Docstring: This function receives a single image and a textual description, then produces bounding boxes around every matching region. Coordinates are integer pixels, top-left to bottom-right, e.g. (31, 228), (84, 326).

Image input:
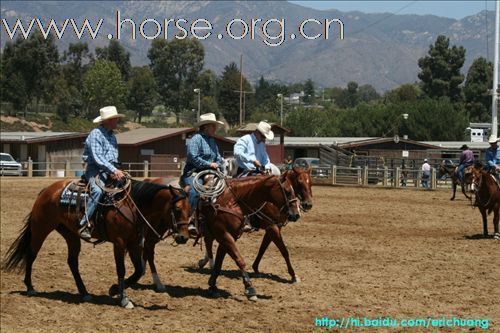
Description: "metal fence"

(6, 160), (456, 190)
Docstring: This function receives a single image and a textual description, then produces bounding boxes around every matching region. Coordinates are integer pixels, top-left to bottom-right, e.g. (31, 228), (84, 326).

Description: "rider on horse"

(233, 120), (274, 231)
(485, 135), (500, 181)
(180, 113), (224, 237)
(457, 144), (474, 183)
(79, 106), (126, 240)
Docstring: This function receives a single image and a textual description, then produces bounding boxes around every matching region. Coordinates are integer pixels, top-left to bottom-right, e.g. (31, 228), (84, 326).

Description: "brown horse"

(471, 165), (499, 238)
(200, 174), (300, 300)
(438, 160), (473, 200)
(2, 178), (190, 308)
(198, 166), (313, 283)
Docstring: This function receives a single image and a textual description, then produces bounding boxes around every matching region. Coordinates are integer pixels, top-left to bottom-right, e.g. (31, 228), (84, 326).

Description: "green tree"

(417, 35), (466, 101)
(336, 81), (359, 108)
(0, 32), (59, 116)
(463, 57), (493, 122)
(303, 79), (315, 104)
(218, 62), (253, 125)
(96, 40), (131, 80)
(384, 84), (421, 103)
(358, 84), (380, 103)
(148, 38), (204, 124)
(127, 66), (159, 123)
(82, 60), (127, 119)
(285, 107), (331, 136)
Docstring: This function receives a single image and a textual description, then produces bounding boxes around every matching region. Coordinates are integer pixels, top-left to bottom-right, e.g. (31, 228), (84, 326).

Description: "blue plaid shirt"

(82, 125), (119, 178)
(182, 131), (222, 177)
(485, 146), (500, 170)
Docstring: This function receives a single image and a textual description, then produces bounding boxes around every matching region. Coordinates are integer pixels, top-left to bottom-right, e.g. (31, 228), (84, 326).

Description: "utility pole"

(491, 0), (499, 137)
(239, 54), (244, 127)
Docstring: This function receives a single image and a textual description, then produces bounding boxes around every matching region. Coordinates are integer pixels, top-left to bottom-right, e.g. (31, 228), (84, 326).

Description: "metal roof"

(0, 131), (87, 143)
(115, 128), (193, 145)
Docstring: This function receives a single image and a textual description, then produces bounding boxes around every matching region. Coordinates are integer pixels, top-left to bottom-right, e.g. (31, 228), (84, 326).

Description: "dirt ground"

(1, 178), (499, 333)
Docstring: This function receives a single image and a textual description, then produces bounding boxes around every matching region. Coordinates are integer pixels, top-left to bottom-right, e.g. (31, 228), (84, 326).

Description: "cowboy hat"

(488, 135), (499, 144)
(256, 121), (274, 140)
(92, 106), (125, 124)
(459, 144), (469, 150)
(194, 113), (224, 127)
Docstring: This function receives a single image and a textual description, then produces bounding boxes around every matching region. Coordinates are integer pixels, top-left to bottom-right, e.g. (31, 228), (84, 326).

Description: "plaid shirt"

(182, 131), (222, 177)
(82, 125), (119, 178)
(485, 146), (500, 170)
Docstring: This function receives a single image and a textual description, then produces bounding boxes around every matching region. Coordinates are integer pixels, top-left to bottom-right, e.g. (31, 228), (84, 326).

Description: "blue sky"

(291, 1), (495, 19)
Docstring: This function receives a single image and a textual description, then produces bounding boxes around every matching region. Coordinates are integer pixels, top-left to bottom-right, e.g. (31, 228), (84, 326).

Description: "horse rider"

(79, 106), (126, 240)
(457, 144), (474, 183)
(233, 121), (274, 231)
(180, 113), (224, 237)
(421, 158), (431, 189)
(234, 121), (274, 177)
(485, 135), (500, 181)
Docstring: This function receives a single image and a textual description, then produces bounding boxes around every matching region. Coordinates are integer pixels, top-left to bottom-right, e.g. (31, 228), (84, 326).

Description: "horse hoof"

(208, 287), (221, 298)
(198, 259), (208, 269)
(292, 276), (301, 284)
(245, 286), (257, 299)
(109, 284), (119, 297)
(82, 294), (93, 302)
(494, 233), (500, 240)
(155, 284), (166, 293)
(120, 297), (134, 309)
(248, 295), (258, 301)
(27, 289), (36, 296)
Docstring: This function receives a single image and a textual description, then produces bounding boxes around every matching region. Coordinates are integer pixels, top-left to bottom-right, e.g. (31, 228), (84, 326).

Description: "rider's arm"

(88, 129), (117, 174)
(260, 142), (271, 169)
(234, 136), (254, 164)
(485, 149), (500, 169)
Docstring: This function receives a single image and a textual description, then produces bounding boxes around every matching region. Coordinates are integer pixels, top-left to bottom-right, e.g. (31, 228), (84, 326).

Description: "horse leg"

(124, 242), (144, 288)
(271, 227), (299, 283)
(55, 225), (91, 301)
(493, 207), (499, 239)
(480, 208), (488, 237)
(252, 228), (273, 275)
(450, 182), (456, 200)
(208, 243), (227, 298)
(218, 232), (257, 301)
(198, 235), (214, 269)
(461, 182), (471, 200)
(143, 240), (166, 292)
(111, 242), (134, 309)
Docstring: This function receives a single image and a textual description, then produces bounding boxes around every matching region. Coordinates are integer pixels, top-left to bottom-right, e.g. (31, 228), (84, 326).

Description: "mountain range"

(1, 1), (496, 92)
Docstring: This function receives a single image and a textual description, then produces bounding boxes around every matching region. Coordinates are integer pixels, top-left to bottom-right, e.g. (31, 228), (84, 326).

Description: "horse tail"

(2, 214), (32, 272)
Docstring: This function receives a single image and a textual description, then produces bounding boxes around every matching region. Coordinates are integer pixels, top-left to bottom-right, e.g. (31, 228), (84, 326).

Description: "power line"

(350, 1), (419, 36)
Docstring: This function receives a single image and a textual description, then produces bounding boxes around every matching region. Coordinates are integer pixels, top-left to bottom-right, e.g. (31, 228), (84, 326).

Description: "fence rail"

(4, 160), (458, 190)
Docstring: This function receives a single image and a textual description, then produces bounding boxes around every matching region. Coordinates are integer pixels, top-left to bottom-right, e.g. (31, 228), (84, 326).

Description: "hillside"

(0, 1), (495, 91)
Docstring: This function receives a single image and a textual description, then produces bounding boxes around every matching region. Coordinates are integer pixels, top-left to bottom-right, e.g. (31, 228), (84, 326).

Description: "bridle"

(471, 171), (495, 208)
(167, 186), (190, 236)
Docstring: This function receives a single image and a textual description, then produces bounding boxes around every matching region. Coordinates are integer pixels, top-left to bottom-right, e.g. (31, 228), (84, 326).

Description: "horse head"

(285, 166), (313, 211)
(276, 174), (301, 222)
(168, 186), (190, 244)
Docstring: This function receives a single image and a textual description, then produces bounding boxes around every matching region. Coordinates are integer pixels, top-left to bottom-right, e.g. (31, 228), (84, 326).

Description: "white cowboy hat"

(93, 106), (125, 124)
(194, 113), (224, 127)
(256, 121), (274, 140)
(488, 135), (499, 143)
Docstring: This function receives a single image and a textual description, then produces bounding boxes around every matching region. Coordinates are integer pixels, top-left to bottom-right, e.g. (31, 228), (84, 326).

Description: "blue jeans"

(421, 172), (430, 188)
(79, 176), (104, 227)
(457, 163), (471, 182)
(180, 174), (203, 215)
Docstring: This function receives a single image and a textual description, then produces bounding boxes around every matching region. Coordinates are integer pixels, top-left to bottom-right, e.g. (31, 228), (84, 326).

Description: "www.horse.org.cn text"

(1, 10), (345, 47)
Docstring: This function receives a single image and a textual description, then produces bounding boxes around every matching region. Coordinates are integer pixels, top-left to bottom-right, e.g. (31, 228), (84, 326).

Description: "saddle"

(60, 178), (89, 210)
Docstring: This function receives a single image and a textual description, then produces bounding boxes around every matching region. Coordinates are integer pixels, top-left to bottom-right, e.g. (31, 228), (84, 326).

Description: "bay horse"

(438, 160), (473, 200)
(198, 166), (313, 283)
(199, 174), (300, 300)
(2, 178), (190, 308)
(471, 164), (499, 238)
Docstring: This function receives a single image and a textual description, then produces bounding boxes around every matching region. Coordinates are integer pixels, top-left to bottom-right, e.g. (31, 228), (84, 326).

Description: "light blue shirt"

(234, 133), (271, 171)
(485, 145), (500, 170)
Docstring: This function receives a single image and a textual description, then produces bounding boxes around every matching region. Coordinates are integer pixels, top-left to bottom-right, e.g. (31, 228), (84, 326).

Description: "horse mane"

(130, 180), (170, 203)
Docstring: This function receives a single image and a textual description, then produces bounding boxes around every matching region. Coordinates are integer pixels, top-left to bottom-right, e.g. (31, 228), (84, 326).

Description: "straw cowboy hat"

(488, 135), (499, 144)
(194, 113), (224, 127)
(256, 121), (274, 140)
(93, 106), (125, 124)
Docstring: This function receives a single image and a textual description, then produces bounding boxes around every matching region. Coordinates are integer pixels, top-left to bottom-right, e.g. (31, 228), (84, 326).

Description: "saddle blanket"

(60, 182), (88, 209)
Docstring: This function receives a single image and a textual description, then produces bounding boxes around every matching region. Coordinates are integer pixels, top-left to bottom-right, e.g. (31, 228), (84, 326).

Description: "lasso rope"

(193, 169), (226, 199)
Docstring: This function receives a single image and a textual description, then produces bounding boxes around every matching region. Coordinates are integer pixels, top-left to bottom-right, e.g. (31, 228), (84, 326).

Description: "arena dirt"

(1, 178), (498, 332)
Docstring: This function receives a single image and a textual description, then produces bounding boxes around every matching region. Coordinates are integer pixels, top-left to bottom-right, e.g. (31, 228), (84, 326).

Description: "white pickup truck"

(0, 153), (22, 176)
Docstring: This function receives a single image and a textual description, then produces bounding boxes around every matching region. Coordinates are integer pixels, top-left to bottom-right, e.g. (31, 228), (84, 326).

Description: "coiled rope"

(193, 169), (226, 199)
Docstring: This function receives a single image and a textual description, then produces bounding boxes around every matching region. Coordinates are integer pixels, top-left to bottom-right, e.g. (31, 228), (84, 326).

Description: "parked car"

(0, 153), (22, 176)
(293, 157), (329, 178)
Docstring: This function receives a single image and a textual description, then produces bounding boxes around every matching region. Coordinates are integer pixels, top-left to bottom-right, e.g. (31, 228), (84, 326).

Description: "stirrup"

(78, 225), (92, 240)
(242, 221), (254, 232)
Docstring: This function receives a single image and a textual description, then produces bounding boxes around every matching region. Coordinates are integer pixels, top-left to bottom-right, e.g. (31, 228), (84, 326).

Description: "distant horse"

(198, 166), (313, 283)
(199, 174), (300, 300)
(471, 164), (499, 238)
(2, 178), (190, 308)
(438, 160), (473, 200)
